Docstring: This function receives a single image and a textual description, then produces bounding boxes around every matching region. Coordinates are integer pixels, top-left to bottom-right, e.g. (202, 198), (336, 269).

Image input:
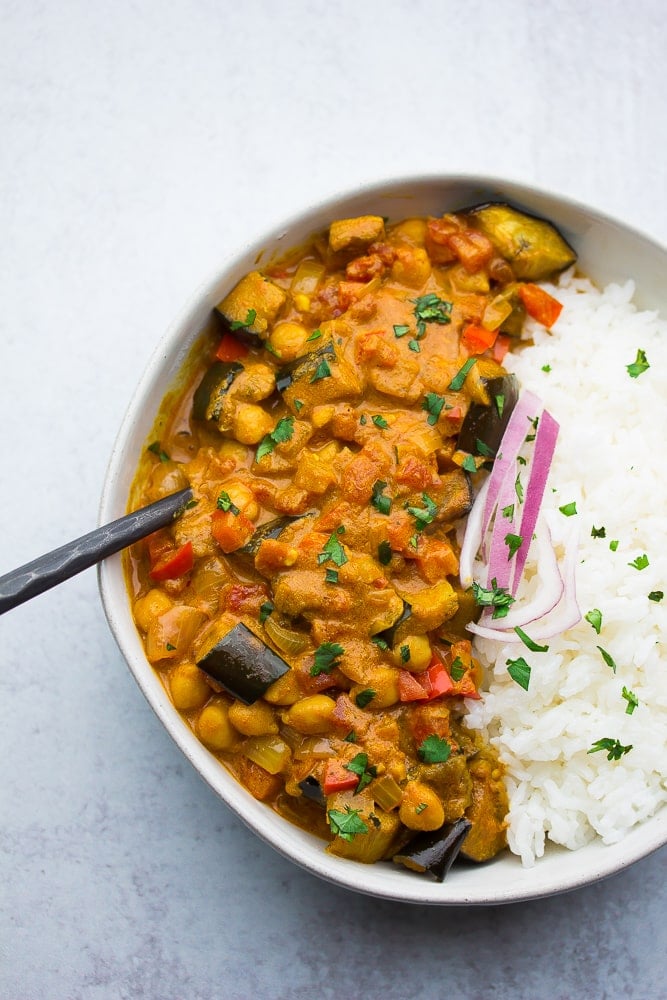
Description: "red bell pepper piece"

(423, 656), (455, 698)
(216, 333), (250, 362)
(149, 540), (194, 581)
(518, 283), (563, 328)
(492, 333), (511, 363)
(462, 323), (498, 355)
(323, 759), (359, 795)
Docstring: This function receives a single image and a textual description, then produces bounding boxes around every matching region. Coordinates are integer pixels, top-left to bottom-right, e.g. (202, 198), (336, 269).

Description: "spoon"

(0, 487), (193, 615)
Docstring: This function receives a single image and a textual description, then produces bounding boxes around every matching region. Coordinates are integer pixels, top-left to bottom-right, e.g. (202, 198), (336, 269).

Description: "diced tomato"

(446, 230), (495, 273)
(149, 541), (194, 582)
(323, 759), (359, 795)
(517, 283), (563, 328)
(226, 583), (269, 614)
(492, 333), (512, 363)
(444, 640), (482, 700)
(210, 509), (254, 553)
(444, 405), (463, 423)
(462, 323), (498, 355)
(216, 333), (249, 362)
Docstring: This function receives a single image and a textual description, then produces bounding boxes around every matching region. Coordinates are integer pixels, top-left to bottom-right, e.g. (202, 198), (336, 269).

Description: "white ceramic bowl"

(99, 175), (667, 905)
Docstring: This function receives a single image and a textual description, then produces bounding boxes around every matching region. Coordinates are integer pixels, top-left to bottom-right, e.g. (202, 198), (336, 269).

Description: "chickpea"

(133, 589), (173, 632)
(392, 634), (432, 672)
(169, 662), (211, 712)
(232, 403), (274, 445)
(264, 670), (301, 706)
(399, 781), (445, 832)
(228, 699), (279, 736)
(148, 460), (189, 500)
(196, 697), (237, 751)
(222, 480), (259, 521)
(268, 321), (310, 362)
(351, 667), (399, 709)
(282, 695), (336, 734)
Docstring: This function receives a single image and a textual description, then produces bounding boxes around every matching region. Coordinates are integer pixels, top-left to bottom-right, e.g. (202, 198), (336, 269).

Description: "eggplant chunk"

(192, 361), (244, 422)
(393, 818), (472, 881)
(458, 373), (520, 457)
(216, 271), (288, 343)
(276, 340), (336, 394)
(197, 622), (290, 705)
(298, 775), (326, 807)
(469, 203), (576, 281)
(278, 339), (362, 415)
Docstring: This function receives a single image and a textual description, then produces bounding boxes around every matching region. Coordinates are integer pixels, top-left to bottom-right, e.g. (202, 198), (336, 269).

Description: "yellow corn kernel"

(282, 695), (336, 734)
(228, 699), (279, 737)
(399, 781), (445, 831)
(293, 293), (311, 313)
(169, 662), (211, 712)
(133, 589), (173, 632)
(196, 698), (237, 751)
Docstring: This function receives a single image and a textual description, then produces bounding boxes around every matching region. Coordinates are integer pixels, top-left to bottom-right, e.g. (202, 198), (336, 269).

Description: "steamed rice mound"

(465, 270), (667, 867)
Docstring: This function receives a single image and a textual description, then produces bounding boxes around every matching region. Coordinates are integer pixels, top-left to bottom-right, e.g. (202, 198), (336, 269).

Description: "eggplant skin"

(469, 203), (577, 281)
(197, 622), (290, 705)
(458, 373), (520, 457)
(192, 361), (244, 423)
(392, 817), (472, 882)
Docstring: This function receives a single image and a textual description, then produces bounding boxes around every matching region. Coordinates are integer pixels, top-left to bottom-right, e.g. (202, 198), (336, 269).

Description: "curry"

(126, 203), (575, 879)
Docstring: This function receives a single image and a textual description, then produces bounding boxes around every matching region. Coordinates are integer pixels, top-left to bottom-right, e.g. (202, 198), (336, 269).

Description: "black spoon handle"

(0, 487), (193, 615)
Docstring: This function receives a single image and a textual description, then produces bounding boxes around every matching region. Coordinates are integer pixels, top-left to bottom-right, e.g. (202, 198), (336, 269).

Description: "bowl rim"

(98, 172), (667, 905)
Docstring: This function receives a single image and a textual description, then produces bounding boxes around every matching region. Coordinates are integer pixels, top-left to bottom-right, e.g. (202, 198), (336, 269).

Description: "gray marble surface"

(1, 2), (666, 996)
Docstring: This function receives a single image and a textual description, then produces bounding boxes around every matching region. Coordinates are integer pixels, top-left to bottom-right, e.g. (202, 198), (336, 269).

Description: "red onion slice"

(511, 409), (560, 589)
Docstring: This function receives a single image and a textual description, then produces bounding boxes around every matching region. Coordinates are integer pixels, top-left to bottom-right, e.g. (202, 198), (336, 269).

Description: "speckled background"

(1, 2), (666, 997)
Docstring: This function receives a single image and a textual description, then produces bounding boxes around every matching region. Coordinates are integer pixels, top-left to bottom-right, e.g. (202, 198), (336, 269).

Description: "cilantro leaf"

(622, 686), (639, 715)
(505, 533), (523, 559)
(327, 806), (369, 841)
(317, 530), (348, 568)
(310, 642), (345, 676)
(412, 293), (452, 337)
(448, 357), (477, 392)
(372, 414), (389, 429)
(585, 609), (602, 634)
(422, 392), (446, 426)
(355, 689), (376, 709)
(377, 540), (392, 566)
(256, 416), (295, 461)
(591, 525), (606, 539)
(216, 490), (240, 515)
(514, 626), (549, 652)
(229, 308), (257, 331)
(648, 591), (664, 602)
(310, 359), (332, 382)
(345, 752), (377, 791)
(259, 601), (274, 625)
(559, 501), (578, 517)
(588, 738), (633, 761)
(506, 656), (531, 690)
(626, 348), (649, 379)
(597, 646), (617, 673)
(450, 656), (465, 681)
(406, 493), (438, 530)
(628, 553), (649, 571)
(417, 734), (452, 764)
(472, 580), (515, 619)
(147, 441), (170, 463)
(371, 480), (391, 515)
(393, 324), (410, 338)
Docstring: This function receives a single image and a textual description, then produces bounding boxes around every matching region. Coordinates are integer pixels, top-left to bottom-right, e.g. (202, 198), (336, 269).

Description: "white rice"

(464, 270), (667, 866)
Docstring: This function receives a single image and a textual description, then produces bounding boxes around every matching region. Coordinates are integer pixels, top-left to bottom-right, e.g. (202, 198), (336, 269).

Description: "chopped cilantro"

(371, 636), (389, 651)
(310, 358), (332, 382)
(345, 752), (377, 790)
(406, 493), (438, 530)
(422, 392), (446, 426)
(166, 642), (176, 651)
(648, 591), (664, 602)
(506, 656), (531, 691)
(229, 308), (256, 331)
(147, 441), (170, 463)
(476, 439), (496, 458)
(591, 525), (606, 539)
(372, 414), (389, 429)
(400, 644), (411, 664)
(306, 328), (322, 341)
(412, 293), (453, 337)
(588, 738), (633, 761)
(541, 364), (552, 373)
(415, 802), (428, 815)
(324, 568), (339, 584)
(311, 642), (345, 676)
(450, 656), (465, 682)
(343, 731), (357, 743)
(626, 348), (650, 379)
(628, 553), (649, 571)
(216, 490), (240, 515)
(472, 580), (515, 620)
(393, 324), (410, 338)
(317, 530), (348, 568)
(408, 339), (421, 352)
(462, 455), (478, 473)
(622, 686), (639, 715)
(327, 806), (368, 841)
(559, 502), (578, 517)
(502, 503), (515, 520)
(354, 689), (376, 710)
(377, 540), (392, 565)
(259, 601), (274, 624)
(515, 472), (524, 504)
(256, 416), (295, 461)
(597, 646), (617, 673)
(505, 533), (523, 559)
(359, 413), (367, 425)
(371, 480), (392, 515)
(448, 357), (477, 392)
(495, 394), (505, 417)
(293, 399), (304, 412)
(609, 539), (619, 552)
(585, 609), (602, 634)
(418, 734), (452, 764)
(514, 626), (549, 652)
